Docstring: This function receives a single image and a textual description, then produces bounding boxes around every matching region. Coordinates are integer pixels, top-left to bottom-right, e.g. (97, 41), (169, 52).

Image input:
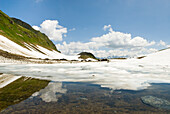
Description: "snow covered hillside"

(0, 35), (79, 60)
(139, 48), (170, 65)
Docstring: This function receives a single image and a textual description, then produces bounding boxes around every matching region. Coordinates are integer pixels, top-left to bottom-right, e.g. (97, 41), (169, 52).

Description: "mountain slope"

(0, 34), (79, 60)
(0, 10), (58, 52)
(0, 10), (81, 60)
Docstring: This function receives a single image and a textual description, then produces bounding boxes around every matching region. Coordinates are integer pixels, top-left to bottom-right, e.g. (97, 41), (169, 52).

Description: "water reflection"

(1, 82), (170, 114)
(32, 82), (67, 102)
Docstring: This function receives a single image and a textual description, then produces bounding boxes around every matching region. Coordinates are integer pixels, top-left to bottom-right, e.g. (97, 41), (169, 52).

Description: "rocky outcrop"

(78, 52), (97, 60)
(141, 95), (170, 110)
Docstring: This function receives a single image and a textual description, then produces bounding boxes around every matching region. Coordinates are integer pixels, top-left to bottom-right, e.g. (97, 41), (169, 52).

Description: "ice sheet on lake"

(0, 60), (169, 90)
(0, 48), (169, 90)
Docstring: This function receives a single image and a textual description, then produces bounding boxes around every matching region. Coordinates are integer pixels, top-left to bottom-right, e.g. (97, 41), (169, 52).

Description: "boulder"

(141, 95), (170, 110)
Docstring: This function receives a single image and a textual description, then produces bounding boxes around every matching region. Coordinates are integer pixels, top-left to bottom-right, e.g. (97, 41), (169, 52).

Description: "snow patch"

(0, 35), (80, 60)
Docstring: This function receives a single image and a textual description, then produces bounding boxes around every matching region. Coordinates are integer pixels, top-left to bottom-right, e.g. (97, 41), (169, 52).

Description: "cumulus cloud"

(32, 26), (40, 31)
(32, 20), (67, 41)
(95, 48), (157, 58)
(57, 41), (157, 58)
(103, 24), (112, 31)
(91, 30), (155, 49)
(158, 40), (166, 46)
(56, 25), (158, 58)
(56, 41), (98, 55)
(155, 40), (170, 49)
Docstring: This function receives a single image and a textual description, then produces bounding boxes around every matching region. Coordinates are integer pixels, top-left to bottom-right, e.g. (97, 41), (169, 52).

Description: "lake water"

(0, 61), (170, 113)
(1, 81), (170, 113)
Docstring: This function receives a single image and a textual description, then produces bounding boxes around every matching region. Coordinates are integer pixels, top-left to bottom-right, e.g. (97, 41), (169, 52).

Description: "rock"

(77, 97), (88, 101)
(141, 95), (170, 110)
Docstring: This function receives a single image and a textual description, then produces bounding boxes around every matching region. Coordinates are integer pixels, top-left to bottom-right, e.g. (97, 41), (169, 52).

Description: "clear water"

(1, 82), (170, 114)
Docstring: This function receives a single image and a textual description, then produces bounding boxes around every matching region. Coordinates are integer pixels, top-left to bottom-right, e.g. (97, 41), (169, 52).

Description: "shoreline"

(0, 56), (108, 64)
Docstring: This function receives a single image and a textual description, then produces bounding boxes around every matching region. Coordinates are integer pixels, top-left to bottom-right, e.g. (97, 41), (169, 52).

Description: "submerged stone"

(77, 97), (88, 101)
(141, 95), (170, 110)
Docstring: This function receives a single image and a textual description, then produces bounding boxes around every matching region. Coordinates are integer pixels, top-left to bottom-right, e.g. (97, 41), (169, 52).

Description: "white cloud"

(91, 27), (155, 49)
(69, 28), (76, 31)
(57, 41), (157, 58)
(32, 26), (40, 31)
(91, 48), (157, 58)
(158, 40), (166, 46)
(56, 25), (159, 58)
(56, 41), (97, 55)
(103, 24), (112, 31)
(32, 20), (67, 41)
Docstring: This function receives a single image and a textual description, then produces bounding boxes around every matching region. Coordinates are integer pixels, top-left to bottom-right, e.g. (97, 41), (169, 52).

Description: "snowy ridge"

(0, 35), (80, 60)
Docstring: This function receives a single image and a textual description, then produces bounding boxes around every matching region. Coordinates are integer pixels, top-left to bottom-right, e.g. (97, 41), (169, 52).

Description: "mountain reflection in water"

(1, 82), (170, 114)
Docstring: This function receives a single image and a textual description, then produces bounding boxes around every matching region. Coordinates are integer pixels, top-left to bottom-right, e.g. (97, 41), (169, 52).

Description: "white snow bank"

(0, 35), (80, 60)
(139, 48), (170, 65)
(0, 57), (169, 91)
(0, 74), (21, 88)
(86, 58), (98, 61)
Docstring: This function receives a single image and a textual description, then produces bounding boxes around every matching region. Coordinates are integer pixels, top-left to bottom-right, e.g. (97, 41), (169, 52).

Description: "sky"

(0, 0), (170, 58)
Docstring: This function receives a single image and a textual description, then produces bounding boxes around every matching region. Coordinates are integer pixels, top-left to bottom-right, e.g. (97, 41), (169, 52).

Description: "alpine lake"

(0, 76), (170, 114)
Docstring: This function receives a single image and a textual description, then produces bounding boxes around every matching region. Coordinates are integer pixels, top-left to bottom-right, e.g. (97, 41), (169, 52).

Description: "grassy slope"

(0, 10), (59, 52)
(0, 77), (50, 111)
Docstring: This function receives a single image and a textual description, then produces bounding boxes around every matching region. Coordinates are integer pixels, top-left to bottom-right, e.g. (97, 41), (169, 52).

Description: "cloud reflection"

(32, 82), (67, 102)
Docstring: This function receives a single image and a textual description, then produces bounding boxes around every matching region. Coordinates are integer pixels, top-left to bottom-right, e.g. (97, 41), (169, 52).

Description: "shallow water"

(1, 82), (170, 114)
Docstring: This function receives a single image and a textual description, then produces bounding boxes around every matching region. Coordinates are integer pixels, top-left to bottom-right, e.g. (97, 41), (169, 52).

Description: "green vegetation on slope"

(78, 52), (97, 60)
(0, 10), (59, 52)
(0, 77), (50, 111)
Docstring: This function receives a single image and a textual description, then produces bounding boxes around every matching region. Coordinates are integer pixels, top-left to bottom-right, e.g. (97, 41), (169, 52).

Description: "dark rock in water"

(77, 97), (88, 101)
(141, 95), (170, 110)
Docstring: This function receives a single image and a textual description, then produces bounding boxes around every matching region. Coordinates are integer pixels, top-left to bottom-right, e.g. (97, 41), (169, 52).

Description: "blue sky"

(0, 0), (170, 57)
